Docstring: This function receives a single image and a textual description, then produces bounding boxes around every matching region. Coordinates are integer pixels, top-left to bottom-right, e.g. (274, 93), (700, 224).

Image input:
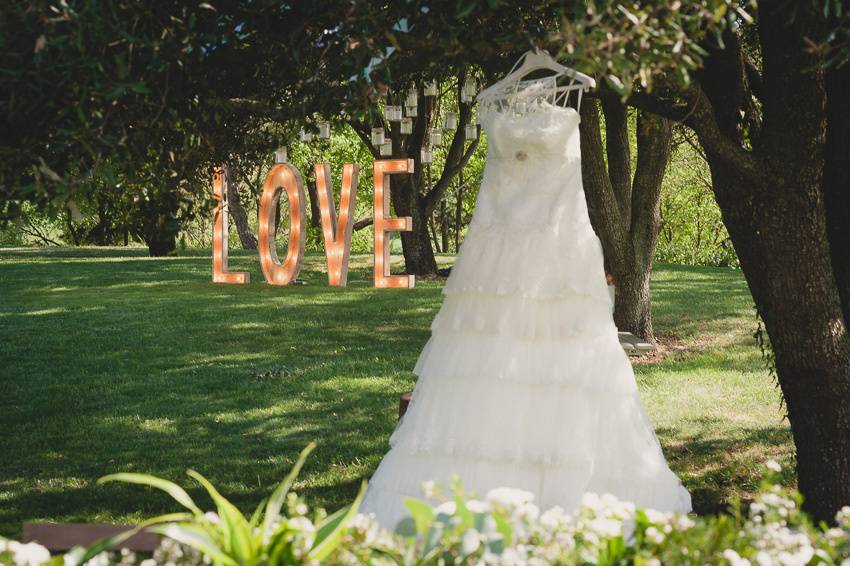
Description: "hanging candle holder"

(405, 104), (418, 118)
(299, 128), (313, 142)
(371, 127), (385, 146)
(465, 123), (479, 141)
(385, 105), (402, 121)
(274, 146), (288, 163)
(399, 117), (413, 135)
(461, 77), (478, 102)
(405, 88), (418, 107)
(421, 147), (433, 163)
(444, 111), (458, 130)
(380, 140), (393, 156)
(429, 128), (443, 146)
(317, 121), (331, 139)
(515, 101), (528, 115)
(424, 81), (438, 97)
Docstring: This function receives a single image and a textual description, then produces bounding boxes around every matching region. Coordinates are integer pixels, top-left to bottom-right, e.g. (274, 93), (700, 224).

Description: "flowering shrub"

(4, 458), (850, 565)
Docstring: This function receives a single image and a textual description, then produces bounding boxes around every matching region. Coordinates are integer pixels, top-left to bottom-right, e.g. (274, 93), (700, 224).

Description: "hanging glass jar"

(299, 128), (313, 142)
(317, 121), (331, 139)
(385, 105), (402, 121)
(371, 127), (385, 146)
(461, 77), (478, 102)
(424, 81), (438, 97)
(399, 117), (413, 135)
(380, 140), (393, 156)
(444, 111), (458, 130)
(274, 146), (288, 163)
(465, 123), (478, 141)
(405, 104), (418, 118)
(429, 128), (443, 146)
(405, 88), (418, 107)
(421, 147), (433, 163)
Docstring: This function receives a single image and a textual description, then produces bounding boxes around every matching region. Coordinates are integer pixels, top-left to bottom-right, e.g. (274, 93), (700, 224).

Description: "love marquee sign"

(212, 159), (416, 289)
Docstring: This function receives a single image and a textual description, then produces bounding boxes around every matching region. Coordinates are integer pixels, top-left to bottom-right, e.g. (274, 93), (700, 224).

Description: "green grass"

(0, 247), (792, 537)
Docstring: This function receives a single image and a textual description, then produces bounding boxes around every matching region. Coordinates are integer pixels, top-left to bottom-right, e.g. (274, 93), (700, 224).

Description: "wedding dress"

(361, 80), (691, 528)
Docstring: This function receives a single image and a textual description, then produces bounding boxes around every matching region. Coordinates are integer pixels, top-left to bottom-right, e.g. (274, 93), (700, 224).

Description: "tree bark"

(224, 165), (258, 250)
(824, 62), (850, 325)
(661, 2), (850, 523)
(579, 97), (671, 343)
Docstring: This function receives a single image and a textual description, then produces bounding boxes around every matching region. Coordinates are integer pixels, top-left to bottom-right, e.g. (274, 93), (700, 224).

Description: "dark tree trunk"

(440, 199), (449, 253)
(455, 170), (464, 253)
(656, 2), (850, 523)
(224, 165), (258, 250)
(579, 97), (671, 343)
(147, 232), (177, 256)
(305, 177), (322, 230)
(824, 62), (850, 324)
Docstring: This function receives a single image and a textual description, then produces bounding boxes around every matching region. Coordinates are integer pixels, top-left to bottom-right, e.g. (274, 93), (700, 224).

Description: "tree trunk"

(455, 170), (464, 253)
(147, 232), (177, 256)
(824, 62), (850, 325)
(305, 177), (322, 230)
(579, 97), (671, 343)
(677, 2), (850, 522)
(394, 173), (439, 275)
(224, 165), (258, 250)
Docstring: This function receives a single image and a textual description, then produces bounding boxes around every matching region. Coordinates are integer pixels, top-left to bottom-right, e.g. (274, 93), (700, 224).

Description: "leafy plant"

(95, 443), (365, 566)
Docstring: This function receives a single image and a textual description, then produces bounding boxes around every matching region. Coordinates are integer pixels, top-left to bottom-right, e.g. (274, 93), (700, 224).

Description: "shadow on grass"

(658, 417), (793, 515)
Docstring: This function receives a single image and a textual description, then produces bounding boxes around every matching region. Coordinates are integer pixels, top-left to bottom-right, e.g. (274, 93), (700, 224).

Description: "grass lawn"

(0, 247), (793, 537)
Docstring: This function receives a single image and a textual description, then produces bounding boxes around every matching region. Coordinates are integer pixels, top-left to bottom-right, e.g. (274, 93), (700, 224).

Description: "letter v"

(315, 163), (360, 286)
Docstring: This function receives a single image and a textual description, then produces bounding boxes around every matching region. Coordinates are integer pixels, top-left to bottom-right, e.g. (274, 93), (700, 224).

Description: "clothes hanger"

(477, 48), (595, 102)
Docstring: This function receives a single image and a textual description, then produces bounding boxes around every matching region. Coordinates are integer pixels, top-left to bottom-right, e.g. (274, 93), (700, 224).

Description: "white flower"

(724, 548), (751, 566)
(835, 506), (850, 526)
(11, 542), (51, 566)
(766, 460), (782, 473)
(645, 526), (665, 544)
(580, 492), (603, 513)
(434, 500), (457, 515)
(755, 550), (774, 566)
(486, 487), (535, 508)
(139, 560), (157, 566)
(421, 480), (437, 498)
(587, 517), (622, 538)
(539, 506), (568, 529)
(461, 529), (481, 555)
(465, 499), (490, 514)
(647, 559), (662, 566)
(203, 511), (220, 524)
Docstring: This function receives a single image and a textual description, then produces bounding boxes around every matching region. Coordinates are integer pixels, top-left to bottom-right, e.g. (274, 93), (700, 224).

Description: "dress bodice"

(480, 104), (582, 165)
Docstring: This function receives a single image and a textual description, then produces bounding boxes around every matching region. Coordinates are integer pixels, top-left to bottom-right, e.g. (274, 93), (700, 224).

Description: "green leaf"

(149, 523), (238, 566)
(98, 473), (202, 515)
(262, 442), (316, 542)
(453, 494), (474, 528)
(403, 497), (436, 535)
(187, 470), (255, 563)
(308, 480), (367, 561)
(491, 512), (513, 548)
(73, 512), (192, 565)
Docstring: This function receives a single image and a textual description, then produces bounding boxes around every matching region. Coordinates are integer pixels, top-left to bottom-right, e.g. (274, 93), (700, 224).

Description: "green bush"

(4, 454), (848, 565)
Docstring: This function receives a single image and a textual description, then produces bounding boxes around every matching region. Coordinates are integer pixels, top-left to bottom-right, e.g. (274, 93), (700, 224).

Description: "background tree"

(580, 96), (672, 343)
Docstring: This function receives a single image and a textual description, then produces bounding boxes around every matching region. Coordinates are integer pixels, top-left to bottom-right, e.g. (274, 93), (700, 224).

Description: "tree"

(579, 96), (672, 343)
(347, 77), (480, 274)
(622, 4), (850, 522)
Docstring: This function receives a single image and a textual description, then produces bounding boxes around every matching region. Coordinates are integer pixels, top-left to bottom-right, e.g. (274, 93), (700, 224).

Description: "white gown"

(361, 95), (692, 528)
